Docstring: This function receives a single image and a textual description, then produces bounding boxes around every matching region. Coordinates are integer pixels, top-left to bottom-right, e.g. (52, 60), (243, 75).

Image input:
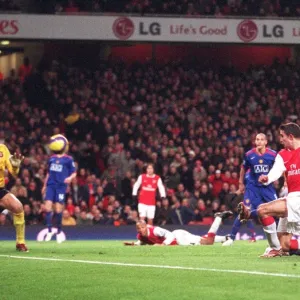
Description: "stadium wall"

(0, 225), (266, 241)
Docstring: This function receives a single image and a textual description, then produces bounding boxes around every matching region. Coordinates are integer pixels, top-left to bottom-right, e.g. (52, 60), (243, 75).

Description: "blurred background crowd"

(0, 51), (293, 227)
(2, 0), (300, 17)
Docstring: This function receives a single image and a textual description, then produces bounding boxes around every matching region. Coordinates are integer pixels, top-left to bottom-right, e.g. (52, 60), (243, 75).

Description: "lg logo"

(237, 20), (284, 42)
(263, 24), (284, 38)
(237, 20), (258, 43)
(113, 17), (161, 40)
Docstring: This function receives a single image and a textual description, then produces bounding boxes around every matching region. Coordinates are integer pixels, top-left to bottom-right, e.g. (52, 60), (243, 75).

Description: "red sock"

(290, 240), (299, 251)
(207, 232), (215, 238)
(260, 216), (275, 226)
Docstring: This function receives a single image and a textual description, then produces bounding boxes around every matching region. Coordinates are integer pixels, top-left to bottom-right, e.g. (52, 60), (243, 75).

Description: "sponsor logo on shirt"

(254, 165), (269, 173)
(50, 163), (63, 172)
(288, 164), (300, 176)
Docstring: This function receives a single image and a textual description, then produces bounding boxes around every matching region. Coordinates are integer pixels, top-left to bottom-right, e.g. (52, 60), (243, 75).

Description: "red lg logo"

(237, 20), (258, 42)
(0, 20), (19, 35)
(113, 17), (134, 40)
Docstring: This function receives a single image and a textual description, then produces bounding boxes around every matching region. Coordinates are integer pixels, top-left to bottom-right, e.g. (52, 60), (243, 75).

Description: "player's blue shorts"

(243, 184), (277, 210)
(45, 185), (67, 204)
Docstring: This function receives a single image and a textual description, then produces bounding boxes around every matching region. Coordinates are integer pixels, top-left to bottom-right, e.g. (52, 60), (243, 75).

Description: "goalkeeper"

(0, 144), (28, 252)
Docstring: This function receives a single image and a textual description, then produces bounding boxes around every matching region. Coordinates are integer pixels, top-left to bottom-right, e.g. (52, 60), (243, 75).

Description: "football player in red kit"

(132, 164), (166, 225)
(239, 123), (300, 257)
(124, 211), (233, 246)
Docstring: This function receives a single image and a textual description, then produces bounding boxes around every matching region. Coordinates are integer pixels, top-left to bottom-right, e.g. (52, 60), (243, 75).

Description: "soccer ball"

(48, 134), (69, 153)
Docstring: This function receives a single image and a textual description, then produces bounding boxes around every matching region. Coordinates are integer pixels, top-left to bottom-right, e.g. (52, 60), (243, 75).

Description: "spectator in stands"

(0, 213), (11, 226)
(64, 0), (79, 13)
(18, 57), (32, 83)
(155, 198), (171, 225)
(62, 209), (76, 226)
(166, 165), (181, 190)
(2, 52), (296, 227)
(76, 211), (93, 225)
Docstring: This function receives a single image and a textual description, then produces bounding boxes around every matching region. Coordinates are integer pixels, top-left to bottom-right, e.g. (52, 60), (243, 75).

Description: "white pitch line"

(0, 254), (299, 279)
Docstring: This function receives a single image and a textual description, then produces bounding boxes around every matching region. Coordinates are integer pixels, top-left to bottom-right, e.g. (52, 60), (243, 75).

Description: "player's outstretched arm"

(123, 241), (144, 246)
(7, 151), (24, 177)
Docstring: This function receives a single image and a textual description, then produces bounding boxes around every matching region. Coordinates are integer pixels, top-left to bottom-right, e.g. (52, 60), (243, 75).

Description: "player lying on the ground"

(238, 123), (300, 257)
(124, 211), (233, 246)
(223, 133), (277, 246)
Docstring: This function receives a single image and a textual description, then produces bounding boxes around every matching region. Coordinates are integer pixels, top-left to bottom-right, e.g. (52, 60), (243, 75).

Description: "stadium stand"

(0, 0), (20, 11)
(0, 55), (295, 226)
(2, 1), (300, 17)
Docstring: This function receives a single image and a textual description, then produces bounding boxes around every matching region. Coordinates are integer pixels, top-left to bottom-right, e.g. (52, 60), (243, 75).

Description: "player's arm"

(153, 227), (175, 245)
(237, 164), (246, 193)
(123, 240), (146, 246)
(4, 146), (23, 177)
(259, 154), (286, 185)
(157, 177), (166, 199)
(132, 175), (142, 199)
(64, 172), (77, 184)
(64, 159), (77, 184)
(42, 173), (49, 196)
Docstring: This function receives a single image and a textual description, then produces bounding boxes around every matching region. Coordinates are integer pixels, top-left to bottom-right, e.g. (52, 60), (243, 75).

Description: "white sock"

(208, 216), (222, 234)
(263, 223), (281, 250)
(214, 235), (226, 243)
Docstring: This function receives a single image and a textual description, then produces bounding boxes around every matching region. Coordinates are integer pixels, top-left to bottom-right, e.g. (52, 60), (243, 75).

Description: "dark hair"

(279, 123), (300, 138)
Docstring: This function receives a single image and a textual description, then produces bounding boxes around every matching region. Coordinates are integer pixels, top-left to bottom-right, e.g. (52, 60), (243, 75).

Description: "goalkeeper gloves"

(9, 153), (24, 168)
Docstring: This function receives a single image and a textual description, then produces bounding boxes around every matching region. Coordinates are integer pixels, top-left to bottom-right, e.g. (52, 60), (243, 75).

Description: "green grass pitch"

(1, 241), (300, 300)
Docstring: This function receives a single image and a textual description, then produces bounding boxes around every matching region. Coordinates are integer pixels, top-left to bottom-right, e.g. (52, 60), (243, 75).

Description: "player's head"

(136, 220), (148, 237)
(279, 123), (300, 149)
(146, 163), (154, 176)
(255, 133), (267, 150)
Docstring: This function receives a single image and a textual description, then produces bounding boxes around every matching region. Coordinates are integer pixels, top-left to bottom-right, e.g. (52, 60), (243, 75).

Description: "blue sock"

(249, 209), (258, 219)
(246, 220), (256, 239)
(46, 211), (53, 233)
(56, 212), (63, 234)
(230, 217), (242, 240)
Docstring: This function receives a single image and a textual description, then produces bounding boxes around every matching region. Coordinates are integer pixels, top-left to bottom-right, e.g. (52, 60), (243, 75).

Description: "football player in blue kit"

(42, 135), (76, 243)
(223, 133), (277, 246)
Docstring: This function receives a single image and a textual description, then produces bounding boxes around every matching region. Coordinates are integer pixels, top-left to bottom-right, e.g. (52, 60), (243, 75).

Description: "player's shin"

(207, 216), (222, 238)
(46, 211), (53, 232)
(246, 220), (256, 241)
(13, 211), (25, 244)
(260, 216), (281, 250)
(230, 217), (242, 240)
(55, 212), (63, 234)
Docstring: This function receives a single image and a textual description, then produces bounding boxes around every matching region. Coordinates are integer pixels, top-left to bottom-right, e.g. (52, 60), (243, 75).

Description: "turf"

(0, 241), (300, 300)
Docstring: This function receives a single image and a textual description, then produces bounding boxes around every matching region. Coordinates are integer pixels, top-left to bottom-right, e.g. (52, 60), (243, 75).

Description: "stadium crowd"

(0, 55), (297, 227)
(0, 0), (20, 11)
(1, 0), (299, 17)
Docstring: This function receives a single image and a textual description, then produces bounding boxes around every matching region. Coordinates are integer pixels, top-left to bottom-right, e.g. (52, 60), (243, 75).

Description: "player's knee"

(257, 204), (267, 218)
(12, 201), (23, 214)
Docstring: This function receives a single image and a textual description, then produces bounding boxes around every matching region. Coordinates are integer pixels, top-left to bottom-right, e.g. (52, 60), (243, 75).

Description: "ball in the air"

(48, 134), (68, 152)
